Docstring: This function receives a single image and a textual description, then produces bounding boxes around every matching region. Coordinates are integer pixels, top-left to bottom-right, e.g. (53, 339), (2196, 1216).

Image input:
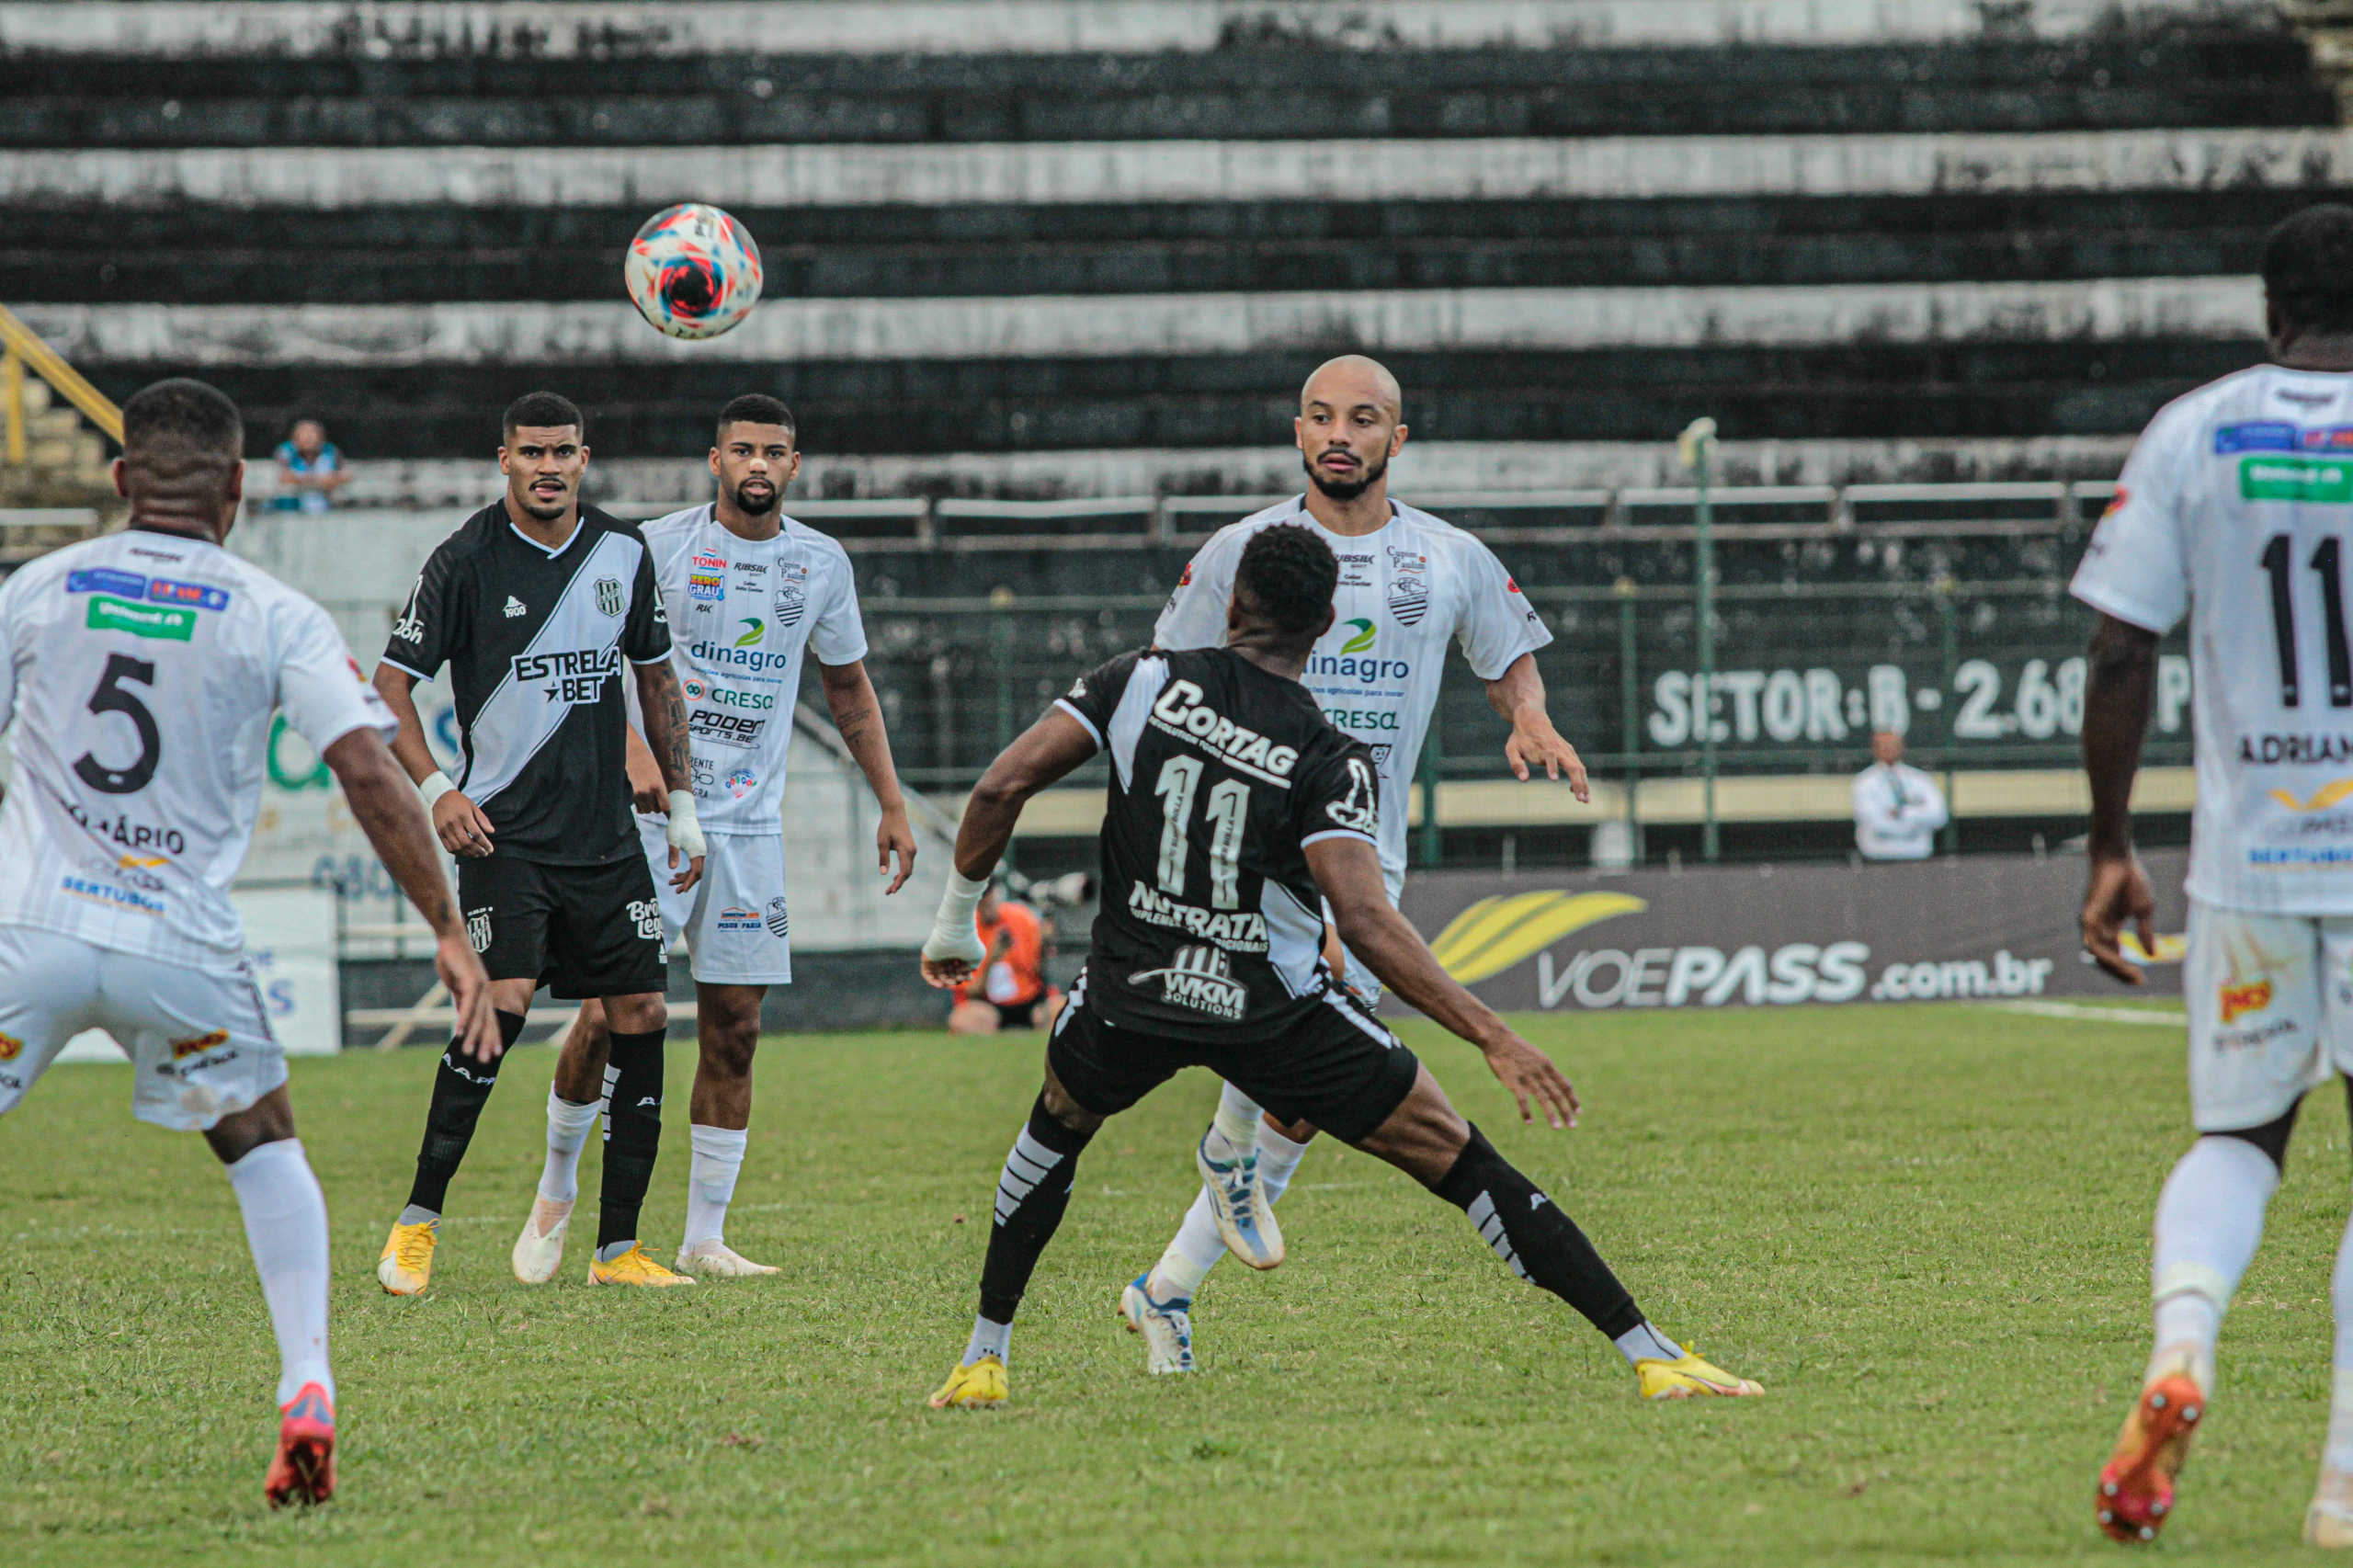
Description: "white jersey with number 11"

(2072, 362), (2353, 915)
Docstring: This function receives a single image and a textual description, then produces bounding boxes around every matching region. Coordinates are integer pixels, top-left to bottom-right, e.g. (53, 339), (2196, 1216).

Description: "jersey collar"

(506, 512), (583, 558)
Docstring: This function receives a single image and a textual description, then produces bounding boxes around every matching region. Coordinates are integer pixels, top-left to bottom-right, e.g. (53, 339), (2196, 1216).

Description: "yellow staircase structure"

(0, 302), (121, 555)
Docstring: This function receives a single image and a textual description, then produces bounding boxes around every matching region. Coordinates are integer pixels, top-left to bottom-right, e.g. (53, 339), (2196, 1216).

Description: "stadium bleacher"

(0, 0), (2324, 852)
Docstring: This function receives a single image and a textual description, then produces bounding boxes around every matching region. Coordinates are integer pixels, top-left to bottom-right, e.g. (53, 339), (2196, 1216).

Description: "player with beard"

(513, 394), (916, 1281)
(374, 392), (707, 1293)
(917, 522), (1759, 1408)
(1116, 355), (1590, 1373)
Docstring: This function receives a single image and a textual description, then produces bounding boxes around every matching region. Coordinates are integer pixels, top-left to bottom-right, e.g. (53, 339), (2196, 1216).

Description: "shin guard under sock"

(597, 1028), (667, 1249)
(404, 1009), (528, 1214)
(1435, 1123), (1643, 1340)
(977, 1094), (1096, 1325)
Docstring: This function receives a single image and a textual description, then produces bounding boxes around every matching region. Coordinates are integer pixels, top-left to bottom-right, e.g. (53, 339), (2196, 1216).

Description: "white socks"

(685, 1124), (748, 1250)
(224, 1139), (334, 1406)
(1151, 1113), (1311, 1301)
(539, 1090), (599, 1205)
(2148, 1133), (2281, 1392)
(2325, 1211), (2353, 1476)
(964, 1314), (1011, 1367)
(1205, 1080), (1261, 1163)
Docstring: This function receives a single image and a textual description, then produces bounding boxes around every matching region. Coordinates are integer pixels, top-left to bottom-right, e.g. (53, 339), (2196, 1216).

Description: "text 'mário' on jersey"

(381, 503), (669, 865)
(1056, 646), (1379, 1042)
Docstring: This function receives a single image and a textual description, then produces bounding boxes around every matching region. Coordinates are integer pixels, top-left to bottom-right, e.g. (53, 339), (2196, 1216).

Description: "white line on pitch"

(1986, 999), (2182, 1027)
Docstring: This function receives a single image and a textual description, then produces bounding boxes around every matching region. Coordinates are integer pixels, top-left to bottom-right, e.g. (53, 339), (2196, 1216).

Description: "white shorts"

(2184, 898), (2353, 1131)
(637, 817), (791, 987)
(0, 925), (286, 1131)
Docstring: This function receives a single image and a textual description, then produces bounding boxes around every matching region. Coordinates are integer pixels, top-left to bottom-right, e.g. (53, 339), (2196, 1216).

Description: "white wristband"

(923, 870), (992, 965)
(419, 770), (456, 808)
(665, 790), (706, 860)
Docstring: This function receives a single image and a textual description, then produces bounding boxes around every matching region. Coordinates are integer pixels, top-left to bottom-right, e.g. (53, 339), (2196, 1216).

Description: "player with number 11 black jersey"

(915, 522), (1762, 1406)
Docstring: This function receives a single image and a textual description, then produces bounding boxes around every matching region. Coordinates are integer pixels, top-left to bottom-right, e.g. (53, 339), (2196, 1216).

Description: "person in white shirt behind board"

(1852, 730), (1948, 861)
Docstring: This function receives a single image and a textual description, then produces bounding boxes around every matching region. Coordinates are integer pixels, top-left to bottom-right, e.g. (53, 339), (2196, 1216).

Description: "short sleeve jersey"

(0, 528), (395, 966)
(382, 503), (669, 865)
(1155, 497), (1549, 878)
(2071, 363), (2353, 915)
(1055, 646), (1381, 1043)
(629, 505), (867, 834)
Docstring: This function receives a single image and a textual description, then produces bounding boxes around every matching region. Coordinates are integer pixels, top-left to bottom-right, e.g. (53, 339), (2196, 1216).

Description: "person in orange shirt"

(947, 882), (1063, 1034)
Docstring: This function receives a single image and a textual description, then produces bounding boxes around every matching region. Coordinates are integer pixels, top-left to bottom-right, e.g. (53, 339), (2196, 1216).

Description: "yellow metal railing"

(0, 302), (123, 467)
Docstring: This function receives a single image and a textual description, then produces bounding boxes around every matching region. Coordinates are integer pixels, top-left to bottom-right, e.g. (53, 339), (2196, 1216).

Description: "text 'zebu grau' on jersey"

(1055, 646), (1381, 1044)
(1154, 497), (1550, 880)
(0, 529), (396, 967)
(631, 504), (867, 833)
(381, 504), (669, 866)
(2072, 363), (2353, 915)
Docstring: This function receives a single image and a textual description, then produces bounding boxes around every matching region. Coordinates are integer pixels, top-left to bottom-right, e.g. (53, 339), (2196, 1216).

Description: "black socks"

(977, 1094), (1096, 1324)
(597, 1028), (668, 1249)
(404, 1009), (529, 1214)
(1435, 1123), (1644, 1341)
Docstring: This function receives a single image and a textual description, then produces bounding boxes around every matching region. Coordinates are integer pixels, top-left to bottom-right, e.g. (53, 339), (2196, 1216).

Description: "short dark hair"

(2264, 204), (2353, 336)
(1233, 523), (1337, 639)
(502, 391), (585, 442)
(717, 393), (796, 441)
(121, 378), (243, 473)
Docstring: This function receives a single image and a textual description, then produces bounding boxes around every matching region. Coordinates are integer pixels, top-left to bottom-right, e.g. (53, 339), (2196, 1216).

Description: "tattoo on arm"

(641, 665), (691, 792)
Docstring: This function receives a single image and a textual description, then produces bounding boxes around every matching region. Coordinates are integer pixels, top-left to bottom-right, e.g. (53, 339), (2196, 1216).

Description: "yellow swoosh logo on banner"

(2269, 778), (2353, 812)
(1428, 891), (1648, 984)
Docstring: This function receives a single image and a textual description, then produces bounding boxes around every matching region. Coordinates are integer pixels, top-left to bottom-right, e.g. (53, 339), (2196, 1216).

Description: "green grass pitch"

(6, 999), (2349, 1566)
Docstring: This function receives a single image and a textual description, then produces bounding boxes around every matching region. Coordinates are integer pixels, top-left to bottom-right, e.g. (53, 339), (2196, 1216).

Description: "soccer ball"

(624, 203), (763, 340)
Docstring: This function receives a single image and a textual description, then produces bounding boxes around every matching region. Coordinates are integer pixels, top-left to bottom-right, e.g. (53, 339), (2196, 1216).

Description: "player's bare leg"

(1352, 1064), (1761, 1401)
(678, 983), (778, 1277)
(513, 999), (610, 1283)
(948, 998), (1003, 1035)
(207, 1086), (338, 1506)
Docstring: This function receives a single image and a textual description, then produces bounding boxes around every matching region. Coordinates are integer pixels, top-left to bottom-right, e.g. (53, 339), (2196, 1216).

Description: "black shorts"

(1046, 969), (1420, 1144)
(457, 853), (667, 1001)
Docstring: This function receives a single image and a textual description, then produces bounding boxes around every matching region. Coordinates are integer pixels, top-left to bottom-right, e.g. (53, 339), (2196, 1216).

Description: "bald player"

(1117, 355), (1597, 1376)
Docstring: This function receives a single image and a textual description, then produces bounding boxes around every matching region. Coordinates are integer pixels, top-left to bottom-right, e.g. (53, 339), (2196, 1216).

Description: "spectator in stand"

(1852, 728), (1949, 861)
(270, 418), (349, 512)
(947, 881), (1063, 1035)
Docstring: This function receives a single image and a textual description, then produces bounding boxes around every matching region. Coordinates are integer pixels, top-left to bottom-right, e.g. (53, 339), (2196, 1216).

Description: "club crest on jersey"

(773, 562), (809, 629)
(1324, 757), (1379, 835)
(1129, 945), (1249, 1021)
(1149, 679), (1299, 785)
(1386, 547), (1430, 626)
(466, 906), (492, 953)
(595, 576), (624, 617)
(765, 897), (790, 937)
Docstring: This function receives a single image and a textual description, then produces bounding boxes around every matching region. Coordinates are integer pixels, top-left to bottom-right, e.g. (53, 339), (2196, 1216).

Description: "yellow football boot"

(1635, 1346), (1765, 1400)
(587, 1244), (697, 1287)
(928, 1354), (1008, 1410)
(376, 1217), (438, 1296)
(2096, 1362), (2206, 1544)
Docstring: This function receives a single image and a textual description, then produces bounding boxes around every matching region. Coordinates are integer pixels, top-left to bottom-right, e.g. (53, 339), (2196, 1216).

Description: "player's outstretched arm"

(324, 728), (501, 1062)
(2081, 612), (2161, 983)
(632, 660), (707, 892)
(919, 710), (1098, 988)
(371, 661), (495, 858)
(1484, 653), (1588, 801)
(818, 656), (916, 894)
(1308, 834), (1578, 1129)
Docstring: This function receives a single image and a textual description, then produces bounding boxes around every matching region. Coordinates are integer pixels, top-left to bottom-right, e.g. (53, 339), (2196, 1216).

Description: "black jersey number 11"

(2262, 533), (2353, 709)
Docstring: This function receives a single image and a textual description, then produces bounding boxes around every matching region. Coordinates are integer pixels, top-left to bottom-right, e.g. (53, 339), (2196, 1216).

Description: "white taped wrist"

(419, 770), (456, 808)
(923, 870), (992, 963)
(665, 790), (706, 858)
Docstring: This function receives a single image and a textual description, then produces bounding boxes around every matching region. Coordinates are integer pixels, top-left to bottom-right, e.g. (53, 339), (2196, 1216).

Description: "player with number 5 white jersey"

(1121, 356), (1592, 1374)
(0, 379), (496, 1510)
(2074, 204), (2353, 1547)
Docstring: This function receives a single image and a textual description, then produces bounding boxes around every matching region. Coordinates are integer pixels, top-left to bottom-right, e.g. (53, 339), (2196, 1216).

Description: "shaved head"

(1300, 355), (1403, 420)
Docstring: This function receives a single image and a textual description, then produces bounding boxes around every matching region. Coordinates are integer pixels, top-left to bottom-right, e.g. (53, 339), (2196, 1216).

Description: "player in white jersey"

(1120, 356), (1591, 1373)
(0, 380), (496, 1506)
(2073, 207), (2353, 1546)
(513, 395), (916, 1282)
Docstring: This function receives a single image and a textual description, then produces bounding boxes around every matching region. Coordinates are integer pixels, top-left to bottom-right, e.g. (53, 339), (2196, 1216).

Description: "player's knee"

(2214, 1097), (2301, 1174)
(948, 1000), (1000, 1036)
(699, 1017), (757, 1080)
(604, 992), (667, 1036)
(1039, 1066), (1104, 1137)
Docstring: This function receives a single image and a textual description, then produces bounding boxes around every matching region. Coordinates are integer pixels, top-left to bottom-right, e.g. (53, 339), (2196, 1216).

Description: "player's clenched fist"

(430, 788), (495, 858)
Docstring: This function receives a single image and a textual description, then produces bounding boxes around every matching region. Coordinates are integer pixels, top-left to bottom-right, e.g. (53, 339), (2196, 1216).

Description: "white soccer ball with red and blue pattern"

(624, 203), (763, 340)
